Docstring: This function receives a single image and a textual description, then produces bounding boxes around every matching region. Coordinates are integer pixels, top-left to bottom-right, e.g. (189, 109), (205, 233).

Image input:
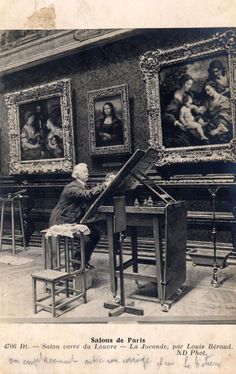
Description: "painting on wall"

(140, 30), (236, 165)
(5, 79), (75, 174)
(159, 55), (232, 148)
(88, 84), (131, 155)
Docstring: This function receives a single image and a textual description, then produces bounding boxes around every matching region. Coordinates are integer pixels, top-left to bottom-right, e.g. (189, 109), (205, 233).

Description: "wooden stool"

(31, 269), (87, 317)
(41, 233), (85, 272)
(34, 229), (88, 317)
(0, 195), (26, 254)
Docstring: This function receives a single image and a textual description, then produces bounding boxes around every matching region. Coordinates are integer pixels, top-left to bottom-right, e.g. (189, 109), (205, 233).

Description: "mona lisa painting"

(88, 84), (131, 155)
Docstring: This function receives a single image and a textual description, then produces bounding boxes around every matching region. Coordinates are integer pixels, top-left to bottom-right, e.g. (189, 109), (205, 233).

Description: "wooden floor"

(0, 244), (236, 321)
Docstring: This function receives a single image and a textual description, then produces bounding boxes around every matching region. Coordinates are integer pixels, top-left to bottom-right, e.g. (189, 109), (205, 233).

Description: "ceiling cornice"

(0, 29), (139, 76)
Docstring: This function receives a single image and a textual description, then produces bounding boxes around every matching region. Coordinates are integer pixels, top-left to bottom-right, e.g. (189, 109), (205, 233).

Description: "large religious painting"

(5, 79), (75, 174)
(88, 84), (131, 155)
(140, 30), (236, 165)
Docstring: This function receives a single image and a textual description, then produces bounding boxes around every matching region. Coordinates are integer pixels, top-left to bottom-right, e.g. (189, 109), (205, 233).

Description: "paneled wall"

(0, 28), (223, 174)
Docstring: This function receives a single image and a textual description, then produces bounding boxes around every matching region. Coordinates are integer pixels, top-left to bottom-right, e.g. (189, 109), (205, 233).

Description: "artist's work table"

(81, 148), (195, 311)
(97, 202), (187, 312)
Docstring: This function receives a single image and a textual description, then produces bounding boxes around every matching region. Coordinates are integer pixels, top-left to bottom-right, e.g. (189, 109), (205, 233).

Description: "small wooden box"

(189, 249), (232, 268)
(73, 269), (95, 290)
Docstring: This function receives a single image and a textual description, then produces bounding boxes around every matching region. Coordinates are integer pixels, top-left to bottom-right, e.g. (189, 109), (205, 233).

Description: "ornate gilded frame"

(5, 79), (75, 174)
(140, 30), (236, 165)
(88, 84), (131, 155)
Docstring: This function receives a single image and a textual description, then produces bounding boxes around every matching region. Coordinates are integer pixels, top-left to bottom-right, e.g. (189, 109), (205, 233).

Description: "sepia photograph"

(0, 3), (236, 370)
(0, 26), (235, 320)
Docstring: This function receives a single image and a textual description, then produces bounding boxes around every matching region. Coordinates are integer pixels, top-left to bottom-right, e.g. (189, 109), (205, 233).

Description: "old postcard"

(0, 0), (235, 373)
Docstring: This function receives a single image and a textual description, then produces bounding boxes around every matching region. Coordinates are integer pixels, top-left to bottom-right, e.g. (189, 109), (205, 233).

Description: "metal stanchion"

(208, 187), (221, 288)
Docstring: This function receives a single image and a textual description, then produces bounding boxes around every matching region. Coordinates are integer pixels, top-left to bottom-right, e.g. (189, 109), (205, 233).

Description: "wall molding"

(0, 29), (138, 76)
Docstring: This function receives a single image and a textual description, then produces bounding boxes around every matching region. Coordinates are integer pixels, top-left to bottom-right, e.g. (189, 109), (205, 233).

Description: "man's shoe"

(85, 263), (94, 269)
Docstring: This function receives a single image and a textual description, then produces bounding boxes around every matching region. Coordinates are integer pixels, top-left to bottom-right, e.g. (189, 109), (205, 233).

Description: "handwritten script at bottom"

(7, 352), (222, 371)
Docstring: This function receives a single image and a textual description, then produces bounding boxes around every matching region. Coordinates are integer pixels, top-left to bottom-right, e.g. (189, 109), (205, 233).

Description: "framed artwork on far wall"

(88, 84), (131, 156)
(5, 79), (75, 174)
(140, 30), (236, 165)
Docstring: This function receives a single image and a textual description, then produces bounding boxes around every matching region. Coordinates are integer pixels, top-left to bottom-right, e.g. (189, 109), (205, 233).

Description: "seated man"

(49, 163), (114, 269)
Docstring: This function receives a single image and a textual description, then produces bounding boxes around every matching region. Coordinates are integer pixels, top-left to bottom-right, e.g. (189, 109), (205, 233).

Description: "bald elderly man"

(49, 163), (114, 268)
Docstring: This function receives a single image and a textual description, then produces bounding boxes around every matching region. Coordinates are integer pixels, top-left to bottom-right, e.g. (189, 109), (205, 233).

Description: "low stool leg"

(50, 237), (57, 269)
(42, 235), (47, 270)
(32, 278), (37, 314)
(56, 237), (60, 269)
(69, 238), (73, 271)
(0, 201), (5, 251)
(65, 237), (70, 272)
(44, 281), (50, 294)
(83, 277), (87, 304)
(58, 237), (61, 268)
(70, 239), (74, 268)
(11, 200), (16, 254)
(66, 279), (69, 298)
(80, 233), (87, 303)
(51, 283), (56, 318)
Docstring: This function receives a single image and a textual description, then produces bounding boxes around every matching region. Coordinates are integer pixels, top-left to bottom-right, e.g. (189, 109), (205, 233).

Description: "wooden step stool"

(0, 195), (26, 253)
(33, 227), (89, 317)
(32, 269), (87, 317)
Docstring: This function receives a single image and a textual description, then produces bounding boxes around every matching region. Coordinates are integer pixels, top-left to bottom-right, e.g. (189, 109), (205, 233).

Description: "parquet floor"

(0, 245), (236, 321)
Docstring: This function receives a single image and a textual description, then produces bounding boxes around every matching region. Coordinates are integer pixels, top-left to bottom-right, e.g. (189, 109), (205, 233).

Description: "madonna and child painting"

(159, 55), (232, 148)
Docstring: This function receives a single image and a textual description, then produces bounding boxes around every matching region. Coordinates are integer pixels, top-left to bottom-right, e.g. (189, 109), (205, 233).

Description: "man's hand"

(104, 173), (116, 187)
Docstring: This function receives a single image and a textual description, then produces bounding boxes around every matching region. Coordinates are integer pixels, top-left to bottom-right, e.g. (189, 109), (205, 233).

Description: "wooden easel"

(104, 196), (144, 317)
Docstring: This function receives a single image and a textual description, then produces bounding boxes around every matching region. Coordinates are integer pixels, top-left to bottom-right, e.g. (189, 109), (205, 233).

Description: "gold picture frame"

(5, 79), (75, 174)
(140, 30), (236, 165)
